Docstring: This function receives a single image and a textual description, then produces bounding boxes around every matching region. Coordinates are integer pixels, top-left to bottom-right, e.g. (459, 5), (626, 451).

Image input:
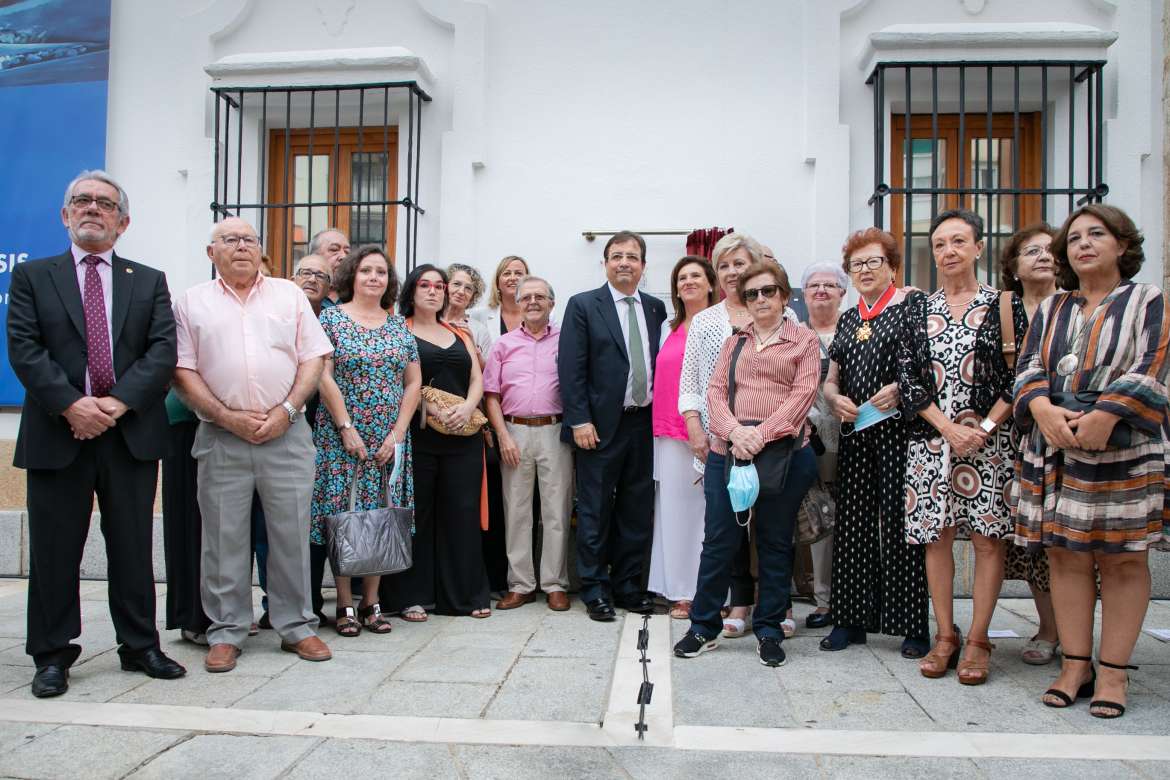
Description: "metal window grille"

(209, 81), (431, 274)
(867, 61), (1107, 288)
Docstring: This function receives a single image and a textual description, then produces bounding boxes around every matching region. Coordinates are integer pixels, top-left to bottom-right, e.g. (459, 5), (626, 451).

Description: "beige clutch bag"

(419, 385), (487, 436)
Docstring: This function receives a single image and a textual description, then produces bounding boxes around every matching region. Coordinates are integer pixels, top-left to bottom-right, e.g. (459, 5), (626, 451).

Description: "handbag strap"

(999, 291), (1017, 371)
(727, 333), (749, 415)
(346, 460), (399, 511)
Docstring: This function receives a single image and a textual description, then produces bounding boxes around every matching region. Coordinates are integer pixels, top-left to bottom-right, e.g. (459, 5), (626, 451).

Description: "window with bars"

(868, 61), (1107, 289)
(210, 82), (429, 278)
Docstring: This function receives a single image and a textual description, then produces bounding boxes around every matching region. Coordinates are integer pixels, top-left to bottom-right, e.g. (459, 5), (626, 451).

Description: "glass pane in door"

(292, 154), (330, 262)
(350, 152), (389, 247)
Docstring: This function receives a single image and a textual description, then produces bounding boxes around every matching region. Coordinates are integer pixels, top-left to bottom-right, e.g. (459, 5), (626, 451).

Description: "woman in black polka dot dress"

(821, 229), (930, 656)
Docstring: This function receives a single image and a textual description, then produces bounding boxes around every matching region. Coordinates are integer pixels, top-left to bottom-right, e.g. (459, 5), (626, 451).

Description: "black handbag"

(325, 461), (414, 577)
(1049, 390), (1132, 448)
(721, 335), (796, 497)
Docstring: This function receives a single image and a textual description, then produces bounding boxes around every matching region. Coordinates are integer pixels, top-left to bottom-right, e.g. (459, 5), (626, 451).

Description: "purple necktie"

(82, 255), (114, 397)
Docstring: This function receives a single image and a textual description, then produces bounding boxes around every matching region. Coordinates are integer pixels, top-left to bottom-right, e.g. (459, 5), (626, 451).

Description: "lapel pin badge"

(125, 268), (133, 273)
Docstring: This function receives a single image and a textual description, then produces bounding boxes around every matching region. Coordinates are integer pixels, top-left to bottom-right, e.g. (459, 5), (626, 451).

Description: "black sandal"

(335, 606), (361, 637)
(1042, 653), (1095, 708)
(359, 603), (393, 634)
(1090, 659), (1138, 719)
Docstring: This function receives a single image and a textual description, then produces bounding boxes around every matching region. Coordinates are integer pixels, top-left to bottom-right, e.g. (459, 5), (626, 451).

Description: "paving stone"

(286, 738), (460, 779)
(0, 725), (183, 780)
(786, 689), (935, 731)
(776, 642), (906, 693)
(975, 758), (1146, 779)
(520, 611), (622, 659)
(359, 680), (497, 718)
(0, 721), (55, 757)
(671, 632), (793, 728)
(610, 747), (822, 778)
(453, 744), (628, 780)
(2, 649), (152, 704)
(128, 734), (318, 779)
(393, 642), (519, 685)
(0, 512), (22, 577)
(485, 656), (609, 722)
(817, 755), (984, 778)
(231, 649), (409, 714)
(0, 660), (31, 694)
(114, 671), (271, 708)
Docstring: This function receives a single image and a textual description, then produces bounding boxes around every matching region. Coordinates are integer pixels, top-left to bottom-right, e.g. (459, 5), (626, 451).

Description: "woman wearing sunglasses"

(673, 259), (820, 668)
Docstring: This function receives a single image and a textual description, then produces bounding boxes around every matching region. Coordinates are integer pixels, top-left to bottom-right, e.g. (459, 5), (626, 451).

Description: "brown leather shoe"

(496, 591), (536, 610)
(280, 635), (332, 662)
(546, 591), (570, 611)
(204, 643), (241, 673)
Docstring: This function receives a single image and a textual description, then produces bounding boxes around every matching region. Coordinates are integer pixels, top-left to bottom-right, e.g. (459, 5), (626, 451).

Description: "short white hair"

(63, 170), (129, 215)
(801, 262), (848, 290)
(515, 275), (555, 303)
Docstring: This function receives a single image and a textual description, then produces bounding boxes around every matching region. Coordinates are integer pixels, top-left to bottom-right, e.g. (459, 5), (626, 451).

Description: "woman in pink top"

(649, 257), (717, 618)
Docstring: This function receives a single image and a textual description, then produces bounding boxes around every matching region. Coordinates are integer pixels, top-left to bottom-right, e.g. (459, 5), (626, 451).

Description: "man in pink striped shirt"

(483, 276), (573, 612)
(173, 217), (334, 673)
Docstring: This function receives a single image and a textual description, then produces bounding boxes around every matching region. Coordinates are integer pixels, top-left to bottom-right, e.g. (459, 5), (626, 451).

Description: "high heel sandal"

(1042, 653), (1095, 708)
(359, 603), (393, 634)
(335, 606), (361, 637)
(957, 638), (996, 686)
(919, 625), (962, 679)
(1089, 659), (1138, 719)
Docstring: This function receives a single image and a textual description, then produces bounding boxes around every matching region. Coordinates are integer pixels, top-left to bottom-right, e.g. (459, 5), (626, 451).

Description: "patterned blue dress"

(311, 307), (417, 544)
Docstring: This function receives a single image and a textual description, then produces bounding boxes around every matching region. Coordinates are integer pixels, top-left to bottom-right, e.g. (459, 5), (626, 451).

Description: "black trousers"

(161, 421), (210, 634)
(380, 438), (490, 615)
(573, 407), (654, 603)
(26, 430), (160, 668)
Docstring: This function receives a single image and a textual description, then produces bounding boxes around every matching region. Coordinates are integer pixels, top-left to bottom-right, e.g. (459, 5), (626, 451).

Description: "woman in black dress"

(380, 264), (492, 619)
(821, 228), (930, 656)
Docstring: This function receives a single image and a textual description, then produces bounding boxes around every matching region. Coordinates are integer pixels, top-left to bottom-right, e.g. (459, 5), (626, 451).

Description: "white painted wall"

(91, 0), (1162, 303)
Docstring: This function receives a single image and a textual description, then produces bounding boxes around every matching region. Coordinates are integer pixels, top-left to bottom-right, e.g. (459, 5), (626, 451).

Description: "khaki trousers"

(500, 422), (572, 593)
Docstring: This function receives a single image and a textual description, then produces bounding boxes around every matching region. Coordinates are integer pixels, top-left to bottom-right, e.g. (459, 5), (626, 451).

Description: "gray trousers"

(193, 418), (317, 647)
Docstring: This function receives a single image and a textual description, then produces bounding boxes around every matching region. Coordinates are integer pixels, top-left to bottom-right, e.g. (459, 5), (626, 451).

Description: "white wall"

(96, 0), (1166, 305)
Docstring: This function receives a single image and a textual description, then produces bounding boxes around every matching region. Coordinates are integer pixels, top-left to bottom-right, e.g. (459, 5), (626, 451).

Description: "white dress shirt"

(70, 243), (115, 395)
(608, 282), (654, 407)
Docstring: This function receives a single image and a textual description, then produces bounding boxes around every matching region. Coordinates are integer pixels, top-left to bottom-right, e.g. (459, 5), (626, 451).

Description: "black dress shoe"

(614, 593), (655, 614)
(258, 612), (273, 630)
(120, 648), (187, 679)
(31, 665), (68, 698)
(585, 598), (616, 622)
(805, 611), (834, 629)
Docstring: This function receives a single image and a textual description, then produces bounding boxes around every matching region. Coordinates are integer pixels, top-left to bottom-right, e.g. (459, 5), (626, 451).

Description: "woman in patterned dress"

(311, 247), (421, 636)
(899, 209), (1027, 684)
(998, 224), (1062, 665)
(1014, 204), (1168, 719)
(821, 229), (929, 656)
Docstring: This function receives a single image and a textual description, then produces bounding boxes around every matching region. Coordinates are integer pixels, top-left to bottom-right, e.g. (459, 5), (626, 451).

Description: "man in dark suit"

(558, 231), (667, 621)
(7, 171), (183, 697)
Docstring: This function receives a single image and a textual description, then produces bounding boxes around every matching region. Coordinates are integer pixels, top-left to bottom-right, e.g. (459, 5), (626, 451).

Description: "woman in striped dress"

(1013, 204), (1168, 719)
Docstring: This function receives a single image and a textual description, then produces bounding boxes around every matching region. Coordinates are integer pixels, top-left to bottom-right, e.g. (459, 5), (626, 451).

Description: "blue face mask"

(846, 400), (900, 435)
(727, 462), (760, 513)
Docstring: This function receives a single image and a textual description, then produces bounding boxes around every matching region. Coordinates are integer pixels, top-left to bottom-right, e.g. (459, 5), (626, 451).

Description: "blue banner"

(0, 0), (111, 405)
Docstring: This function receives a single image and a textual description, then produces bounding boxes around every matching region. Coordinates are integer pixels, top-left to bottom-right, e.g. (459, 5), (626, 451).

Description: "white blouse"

(677, 301), (733, 431)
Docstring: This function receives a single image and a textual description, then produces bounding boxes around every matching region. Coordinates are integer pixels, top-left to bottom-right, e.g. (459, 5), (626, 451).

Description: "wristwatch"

(337, 420), (352, 431)
(281, 400), (299, 424)
(979, 417), (997, 433)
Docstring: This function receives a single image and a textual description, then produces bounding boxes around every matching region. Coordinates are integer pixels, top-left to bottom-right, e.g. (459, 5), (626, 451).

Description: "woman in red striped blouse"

(673, 260), (821, 667)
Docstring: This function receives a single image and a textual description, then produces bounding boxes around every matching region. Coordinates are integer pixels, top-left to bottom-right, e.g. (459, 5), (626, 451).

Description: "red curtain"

(686, 227), (733, 259)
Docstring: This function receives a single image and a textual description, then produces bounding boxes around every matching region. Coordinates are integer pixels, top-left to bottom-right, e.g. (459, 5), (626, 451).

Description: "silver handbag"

(324, 444), (413, 577)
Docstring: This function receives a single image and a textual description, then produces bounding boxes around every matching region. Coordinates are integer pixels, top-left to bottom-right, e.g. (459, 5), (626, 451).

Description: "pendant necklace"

(856, 284), (896, 342)
(1056, 281), (1121, 377)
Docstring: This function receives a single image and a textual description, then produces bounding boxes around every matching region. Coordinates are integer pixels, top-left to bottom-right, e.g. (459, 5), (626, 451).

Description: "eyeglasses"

(69, 195), (119, 213)
(518, 293), (550, 304)
(742, 284), (781, 302)
(418, 280), (446, 292)
(295, 269), (330, 283)
(219, 235), (259, 248)
(1019, 244), (1052, 259)
(805, 282), (842, 292)
(848, 256), (887, 272)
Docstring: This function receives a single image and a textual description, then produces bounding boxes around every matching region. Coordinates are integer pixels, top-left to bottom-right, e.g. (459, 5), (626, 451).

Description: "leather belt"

(623, 405), (650, 414)
(504, 414), (563, 427)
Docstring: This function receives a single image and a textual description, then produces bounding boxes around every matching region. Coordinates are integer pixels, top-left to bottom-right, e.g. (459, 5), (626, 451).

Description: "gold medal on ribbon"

(856, 322), (872, 342)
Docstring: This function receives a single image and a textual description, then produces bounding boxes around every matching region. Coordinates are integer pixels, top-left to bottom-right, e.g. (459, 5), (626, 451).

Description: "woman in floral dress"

(899, 209), (1026, 684)
(311, 246), (421, 637)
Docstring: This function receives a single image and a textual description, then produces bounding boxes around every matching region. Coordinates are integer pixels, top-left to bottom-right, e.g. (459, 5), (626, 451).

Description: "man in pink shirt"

(173, 217), (334, 673)
(483, 276), (572, 611)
